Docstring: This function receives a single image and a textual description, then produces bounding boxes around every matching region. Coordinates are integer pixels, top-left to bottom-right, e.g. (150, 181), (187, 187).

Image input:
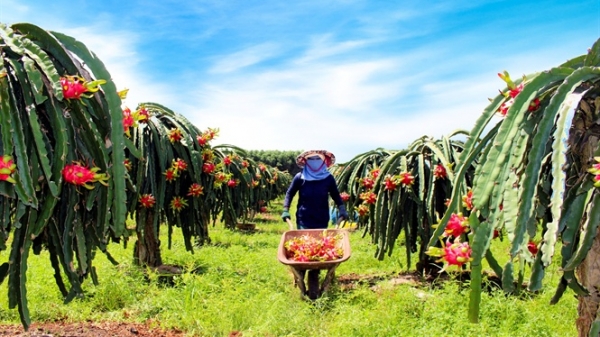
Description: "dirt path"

(0, 321), (186, 337)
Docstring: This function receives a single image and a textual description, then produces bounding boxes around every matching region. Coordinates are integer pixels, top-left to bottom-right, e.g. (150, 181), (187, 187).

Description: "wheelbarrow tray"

(277, 228), (351, 270)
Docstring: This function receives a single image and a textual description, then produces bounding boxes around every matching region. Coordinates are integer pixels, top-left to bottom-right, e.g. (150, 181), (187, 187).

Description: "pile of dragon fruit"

(284, 231), (344, 262)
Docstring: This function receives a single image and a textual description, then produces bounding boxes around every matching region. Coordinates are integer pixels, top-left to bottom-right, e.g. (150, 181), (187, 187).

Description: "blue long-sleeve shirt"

(283, 173), (343, 229)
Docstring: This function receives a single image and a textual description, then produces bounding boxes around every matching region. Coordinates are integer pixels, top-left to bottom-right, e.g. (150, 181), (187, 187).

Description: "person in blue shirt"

(281, 150), (348, 229)
(281, 150), (349, 299)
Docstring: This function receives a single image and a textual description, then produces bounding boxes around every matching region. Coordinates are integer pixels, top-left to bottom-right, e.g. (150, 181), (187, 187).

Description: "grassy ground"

(0, 198), (578, 336)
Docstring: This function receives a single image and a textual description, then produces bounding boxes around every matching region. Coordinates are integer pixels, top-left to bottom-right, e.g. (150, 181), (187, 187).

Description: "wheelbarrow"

(277, 219), (352, 300)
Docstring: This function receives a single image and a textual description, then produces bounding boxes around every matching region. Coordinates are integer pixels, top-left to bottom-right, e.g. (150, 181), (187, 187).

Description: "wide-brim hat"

(296, 150), (336, 168)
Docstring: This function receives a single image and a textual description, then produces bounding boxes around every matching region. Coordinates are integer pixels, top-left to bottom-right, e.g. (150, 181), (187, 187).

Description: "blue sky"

(2, 1), (600, 162)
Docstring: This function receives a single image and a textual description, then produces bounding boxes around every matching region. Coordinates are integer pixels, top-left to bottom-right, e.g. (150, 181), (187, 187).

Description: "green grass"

(0, 199), (578, 336)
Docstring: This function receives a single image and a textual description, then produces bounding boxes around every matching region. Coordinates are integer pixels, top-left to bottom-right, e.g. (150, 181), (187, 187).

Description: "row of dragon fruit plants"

(331, 37), (600, 334)
(0, 22), (290, 329)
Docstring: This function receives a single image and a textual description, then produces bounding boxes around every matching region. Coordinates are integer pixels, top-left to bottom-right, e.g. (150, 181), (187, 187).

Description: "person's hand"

(281, 208), (291, 221)
(338, 205), (349, 220)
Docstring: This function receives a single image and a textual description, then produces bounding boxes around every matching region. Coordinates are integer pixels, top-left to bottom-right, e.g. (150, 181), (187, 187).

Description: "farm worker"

(281, 150), (349, 299)
(281, 150), (348, 229)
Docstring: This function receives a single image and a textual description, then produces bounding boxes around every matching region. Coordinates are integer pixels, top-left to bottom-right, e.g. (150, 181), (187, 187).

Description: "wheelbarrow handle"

(334, 217), (345, 229)
(285, 218), (295, 230)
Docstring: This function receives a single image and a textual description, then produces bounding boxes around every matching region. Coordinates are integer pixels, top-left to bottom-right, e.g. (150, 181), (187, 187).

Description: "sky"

(2, 1), (600, 163)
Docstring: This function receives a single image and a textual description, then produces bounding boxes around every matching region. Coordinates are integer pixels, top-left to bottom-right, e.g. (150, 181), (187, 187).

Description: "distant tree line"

(247, 150), (302, 176)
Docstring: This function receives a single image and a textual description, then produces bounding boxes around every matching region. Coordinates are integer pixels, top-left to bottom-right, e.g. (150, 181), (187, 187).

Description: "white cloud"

(209, 42), (281, 73)
(296, 34), (371, 63)
(183, 56), (411, 162)
(181, 32), (594, 163)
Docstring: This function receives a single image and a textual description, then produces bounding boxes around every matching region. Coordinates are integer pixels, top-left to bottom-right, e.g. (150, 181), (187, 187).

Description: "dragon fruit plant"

(210, 144), (291, 229)
(0, 23), (128, 330)
(427, 38), (600, 334)
(333, 136), (469, 269)
(124, 102), (217, 267)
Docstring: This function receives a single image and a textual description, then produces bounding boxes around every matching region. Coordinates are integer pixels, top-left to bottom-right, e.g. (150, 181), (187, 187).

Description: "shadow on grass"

(328, 269), (540, 300)
(230, 225), (287, 236)
(253, 215), (280, 224)
(140, 261), (210, 288)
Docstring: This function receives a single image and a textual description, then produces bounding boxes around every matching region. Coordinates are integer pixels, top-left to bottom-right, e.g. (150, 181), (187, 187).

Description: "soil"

(0, 321), (187, 337)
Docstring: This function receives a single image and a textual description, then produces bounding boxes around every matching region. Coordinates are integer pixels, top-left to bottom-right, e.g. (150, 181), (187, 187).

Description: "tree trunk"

(571, 83), (600, 337)
(576, 230), (600, 336)
(133, 211), (162, 267)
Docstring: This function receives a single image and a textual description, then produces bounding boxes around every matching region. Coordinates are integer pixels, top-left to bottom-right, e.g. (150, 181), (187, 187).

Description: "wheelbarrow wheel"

(307, 270), (320, 300)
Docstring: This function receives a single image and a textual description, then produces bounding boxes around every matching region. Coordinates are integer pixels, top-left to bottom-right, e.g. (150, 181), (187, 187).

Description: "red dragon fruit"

(340, 192), (351, 202)
(496, 71), (540, 116)
(170, 196), (188, 212)
(426, 238), (472, 271)
(170, 197), (187, 212)
(433, 164), (447, 180)
(443, 240), (472, 267)
(122, 107), (135, 136)
(462, 189), (473, 211)
(0, 155), (17, 184)
(527, 241), (539, 256)
(124, 158), (132, 172)
(164, 168), (178, 182)
(202, 162), (216, 174)
(359, 191), (377, 205)
(587, 157), (600, 188)
(443, 213), (470, 238)
(138, 194), (156, 208)
(60, 75), (105, 100)
(168, 128), (183, 143)
(136, 106), (149, 123)
(528, 98), (541, 112)
(383, 174), (398, 191)
(197, 135), (208, 147)
(172, 158), (188, 172)
(214, 171), (228, 183)
(187, 183), (204, 197)
(356, 204), (369, 217)
(62, 162), (109, 189)
(360, 176), (375, 190)
(399, 172), (414, 186)
(202, 127), (219, 141)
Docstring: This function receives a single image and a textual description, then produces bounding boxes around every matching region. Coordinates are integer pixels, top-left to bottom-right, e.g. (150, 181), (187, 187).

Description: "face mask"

(306, 157), (325, 171)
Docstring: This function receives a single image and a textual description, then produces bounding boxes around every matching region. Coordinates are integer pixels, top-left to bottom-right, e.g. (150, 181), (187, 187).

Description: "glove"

(281, 208), (291, 221)
(338, 205), (349, 220)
